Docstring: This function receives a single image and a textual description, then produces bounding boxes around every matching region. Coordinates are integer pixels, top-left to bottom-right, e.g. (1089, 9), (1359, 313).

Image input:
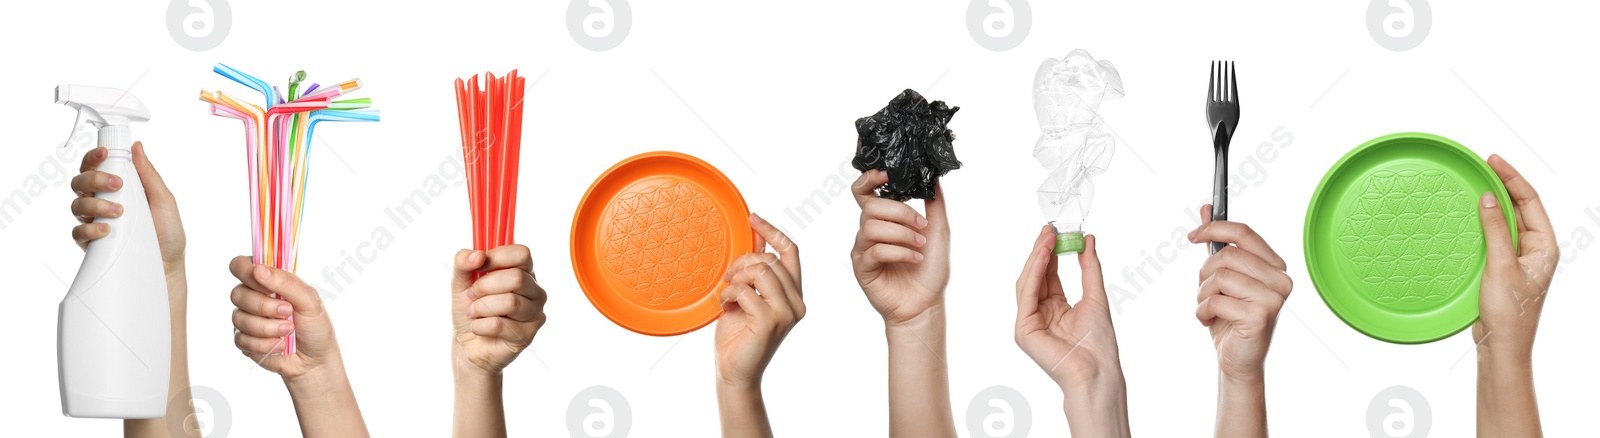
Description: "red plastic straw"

(455, 71), (527, 259)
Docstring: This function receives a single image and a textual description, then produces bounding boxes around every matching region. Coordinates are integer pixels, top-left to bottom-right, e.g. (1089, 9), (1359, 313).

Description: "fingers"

(1195, 295), (1253, 328)
(69, 170), (121, 197)
(854, 243), (923, 274)
(71, 223), (109, 250)
(851, 169), (889, 206)
(242, 261), (326, 318)
(1188, 219), (1287, 271)
(1078, 234), (1110, 305)
(859, 219), (925, 250)
(729, 254), (797, 319)
(1015, 226), (1055, 318)
(232, 284), (292, 319)
(229, 256), (266, 290)
(1195, 268), (1283, 326)
(719, 282), (772, 322)
(1199, 246), (1293, 297)
(1487, 154), (1554, 236)
(469, 317), (529, 343)
(131, 143), (178, 211)
(859, 197), (928, 230)
(70, 196), (122, 223)
(232, 308), (293, 338)
(235, 331), (288, 356)
(467, 293), (544, 322)
(1478, 192), (1518, 271)
(466, 267), (534, 299)
(79, 147), (107, 172)
(749, 213), (801, 282)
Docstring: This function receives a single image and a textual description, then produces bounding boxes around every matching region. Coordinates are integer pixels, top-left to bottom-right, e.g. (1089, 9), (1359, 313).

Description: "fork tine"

(1228, 61), (1239, 103)
(1208, 61), (1216, 102)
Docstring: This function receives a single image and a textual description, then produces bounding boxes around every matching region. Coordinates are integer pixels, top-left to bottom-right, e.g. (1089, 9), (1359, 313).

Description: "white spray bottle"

(56, 85), (170, 419)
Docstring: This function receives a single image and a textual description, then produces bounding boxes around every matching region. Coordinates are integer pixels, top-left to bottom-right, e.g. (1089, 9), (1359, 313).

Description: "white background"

(2, 1), (1597, 436)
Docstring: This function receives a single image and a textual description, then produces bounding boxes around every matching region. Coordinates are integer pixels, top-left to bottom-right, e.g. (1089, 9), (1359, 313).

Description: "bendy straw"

(200, 64), (378, 354)
(454, 70), (526, 256)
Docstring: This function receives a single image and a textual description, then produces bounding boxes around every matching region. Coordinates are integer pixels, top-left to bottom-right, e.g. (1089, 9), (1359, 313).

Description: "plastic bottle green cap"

(1054, 231), (1084, 255)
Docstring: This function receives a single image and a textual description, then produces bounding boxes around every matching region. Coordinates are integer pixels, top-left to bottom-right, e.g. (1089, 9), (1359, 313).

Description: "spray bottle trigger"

(66, 108), (93, 148)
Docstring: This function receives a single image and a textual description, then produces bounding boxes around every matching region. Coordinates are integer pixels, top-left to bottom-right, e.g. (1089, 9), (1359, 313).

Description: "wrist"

(1477, 341), (1534, 370)
(885, 304), (946, 335)
(1061, 375), (1130, 437)
(1216, 369), (1267, 411)
(284, 360), (350, 401)
(716, 379), (762, 402)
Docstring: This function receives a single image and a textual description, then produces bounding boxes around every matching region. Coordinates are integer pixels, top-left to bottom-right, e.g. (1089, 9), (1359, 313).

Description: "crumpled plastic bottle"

(1033, 49), (1123, 254)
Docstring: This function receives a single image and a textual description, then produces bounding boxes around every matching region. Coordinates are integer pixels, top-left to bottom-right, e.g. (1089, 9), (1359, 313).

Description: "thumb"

(451, 249), (487, 297)
(924, 183), (948, 229)
(1078, 235), (1110, 304)
(1478, 192), (1516, 270)
(131, 142), (178, 212)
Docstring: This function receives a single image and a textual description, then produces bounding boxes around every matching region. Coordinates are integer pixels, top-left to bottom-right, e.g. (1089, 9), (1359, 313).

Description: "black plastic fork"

(1206, 61), (1240, 254)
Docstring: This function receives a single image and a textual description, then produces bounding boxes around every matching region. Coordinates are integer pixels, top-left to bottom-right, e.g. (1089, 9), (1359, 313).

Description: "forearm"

(1061, 374), (1131, 437)
(286, 362), (369, 438)
(717, 382), (772, 437)
(126, 262), (196, 437)
(452, 359), (507, 438)
(1214, 373), (1267, 438)
(1477, 352), (1540, 437)
(885, 306), (957, 438)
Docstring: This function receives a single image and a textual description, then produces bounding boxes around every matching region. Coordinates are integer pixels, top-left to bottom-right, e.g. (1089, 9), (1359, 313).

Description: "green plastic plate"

(1304, 133), (1515, 344)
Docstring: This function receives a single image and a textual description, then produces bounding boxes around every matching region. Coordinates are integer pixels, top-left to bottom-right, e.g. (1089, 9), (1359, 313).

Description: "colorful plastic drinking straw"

(201, 64), (378, 354)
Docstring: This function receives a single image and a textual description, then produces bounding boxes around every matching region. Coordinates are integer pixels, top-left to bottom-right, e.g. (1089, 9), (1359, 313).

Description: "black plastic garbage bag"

(853, 89), (962, 201)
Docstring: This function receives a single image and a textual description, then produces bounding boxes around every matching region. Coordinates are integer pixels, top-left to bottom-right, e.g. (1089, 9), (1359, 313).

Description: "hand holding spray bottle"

(55, 85), (170, 419)
(1032, 50), (1123, 254)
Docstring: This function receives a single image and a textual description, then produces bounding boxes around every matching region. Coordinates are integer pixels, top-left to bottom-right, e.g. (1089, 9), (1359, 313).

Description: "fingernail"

(1186, 229), (1197, 242)
(97, 223), (109, 233)
(109, 176), (122, 190)
(277, 304), (291, 317)
(466, 304), (476, 318)
(913, 252), (925, 262)
(278, 323), (292, 335)
(750, 213), (765, 224)
(254, 265), (271, 281)
(915, 233), (927, 246)
(916, 216), (929, 228)
(111, 204), (123, 216)
(1481, 192), (1497, 208)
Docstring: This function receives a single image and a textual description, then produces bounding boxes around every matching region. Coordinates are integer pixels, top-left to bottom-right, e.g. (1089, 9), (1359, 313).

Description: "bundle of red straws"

(455, 71), (526, 251)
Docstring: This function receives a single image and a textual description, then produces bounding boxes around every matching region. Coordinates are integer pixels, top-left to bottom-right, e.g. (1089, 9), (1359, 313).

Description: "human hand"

(451, 245), (547, 376)
(70, 143), (185, 269)
(1015, 226), (1130, 436)
(715, 214), (804, 390)
(1188, 205), (1292, 382)
(228, 256), (342, 381)
(850, 170), (950, 327)
(1473, 155), (1557, 361)
(1014, 226), (1122, 390)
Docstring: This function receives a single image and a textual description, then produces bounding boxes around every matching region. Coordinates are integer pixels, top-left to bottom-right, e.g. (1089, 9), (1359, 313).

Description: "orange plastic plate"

(571, 152), (756, 336)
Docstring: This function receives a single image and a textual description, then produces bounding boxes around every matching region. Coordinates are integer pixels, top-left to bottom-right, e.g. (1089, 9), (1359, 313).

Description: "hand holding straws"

(200, 63), (379, 354)
(455, 71), (527, 254)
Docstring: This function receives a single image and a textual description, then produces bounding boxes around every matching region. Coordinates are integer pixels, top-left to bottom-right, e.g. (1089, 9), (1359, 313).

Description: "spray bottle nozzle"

(56, 85), (150, 151)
